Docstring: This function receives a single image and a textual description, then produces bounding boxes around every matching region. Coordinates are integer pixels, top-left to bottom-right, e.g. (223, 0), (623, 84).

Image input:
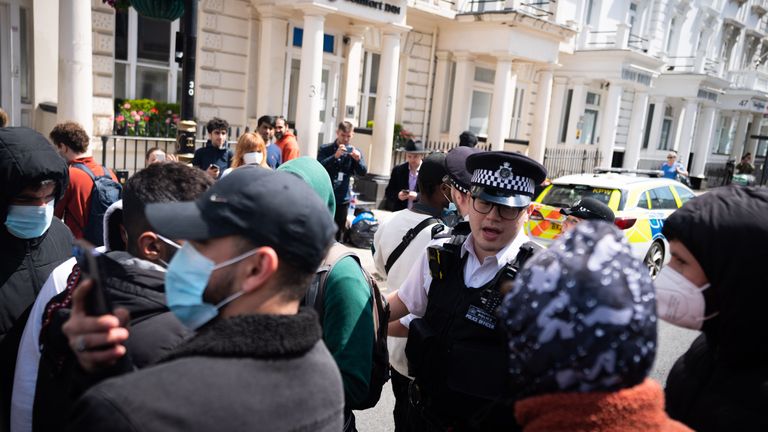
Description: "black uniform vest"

(406, 245), (518, 431)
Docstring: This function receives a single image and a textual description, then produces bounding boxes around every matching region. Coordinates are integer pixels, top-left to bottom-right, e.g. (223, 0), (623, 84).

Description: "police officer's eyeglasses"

(472, 198), (524, 220)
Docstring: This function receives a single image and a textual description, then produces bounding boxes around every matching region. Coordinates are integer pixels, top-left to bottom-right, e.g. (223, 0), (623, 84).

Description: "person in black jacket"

(656, 186), (768, 432)
(65, 166), (343, 432)
(0, 127), (73, 429)
(31, 163), (212, 431)
(384, 139), (430, 211)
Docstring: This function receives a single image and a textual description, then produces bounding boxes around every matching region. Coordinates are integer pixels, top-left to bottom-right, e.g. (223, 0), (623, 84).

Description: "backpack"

(347, 211), (379, 249)
(72, 163), (122, 246)
(304, 242), (390, 410)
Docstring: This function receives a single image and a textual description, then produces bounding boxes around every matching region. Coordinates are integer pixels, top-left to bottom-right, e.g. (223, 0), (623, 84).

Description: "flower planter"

(130, 0), (185, 21)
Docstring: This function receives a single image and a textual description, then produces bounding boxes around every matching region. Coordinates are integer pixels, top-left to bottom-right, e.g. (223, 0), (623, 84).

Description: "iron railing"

(542, 147), (603, 179)
(390, 140), (492, 167)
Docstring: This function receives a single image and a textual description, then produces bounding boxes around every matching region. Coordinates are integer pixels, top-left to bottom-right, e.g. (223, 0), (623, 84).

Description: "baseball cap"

(145, 165), (336, 272)
(561, 197), (615, 223)
(418, 152), (447, 187)
(465, 151), (547, 208)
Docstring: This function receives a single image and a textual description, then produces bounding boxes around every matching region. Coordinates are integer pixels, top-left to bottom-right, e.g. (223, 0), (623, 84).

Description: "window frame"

(648, 186), (678, 210)
(359, 51), (380, 126)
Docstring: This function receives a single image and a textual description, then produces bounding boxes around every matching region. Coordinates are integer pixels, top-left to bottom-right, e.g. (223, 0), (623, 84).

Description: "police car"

(526, 169), (696, 278)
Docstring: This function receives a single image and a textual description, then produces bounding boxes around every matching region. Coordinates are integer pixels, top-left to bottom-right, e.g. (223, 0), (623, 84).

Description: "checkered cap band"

(471, 167), (535, 196)
(449, 177), (470, 194)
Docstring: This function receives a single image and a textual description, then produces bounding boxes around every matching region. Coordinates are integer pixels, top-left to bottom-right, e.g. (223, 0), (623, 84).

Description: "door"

(319, 61), (339, 145)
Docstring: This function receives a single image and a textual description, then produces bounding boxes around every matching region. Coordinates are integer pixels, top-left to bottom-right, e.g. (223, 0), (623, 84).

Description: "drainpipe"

(422, 25), (438, 142)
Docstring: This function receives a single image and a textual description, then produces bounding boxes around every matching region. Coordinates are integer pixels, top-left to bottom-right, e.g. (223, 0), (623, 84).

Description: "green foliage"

(364, 121), (414, 148)
(113, 98), (180, 137)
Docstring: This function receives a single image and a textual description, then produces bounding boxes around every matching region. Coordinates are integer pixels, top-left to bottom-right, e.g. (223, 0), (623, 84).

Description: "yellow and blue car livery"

(526, 173), (696, 277)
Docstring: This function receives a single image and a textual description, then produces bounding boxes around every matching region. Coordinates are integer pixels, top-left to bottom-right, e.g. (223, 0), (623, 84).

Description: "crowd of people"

(0, 118), (766, 432)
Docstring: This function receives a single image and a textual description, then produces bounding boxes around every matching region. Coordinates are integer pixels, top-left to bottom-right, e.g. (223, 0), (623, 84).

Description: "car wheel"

(644, 241), (664, 279)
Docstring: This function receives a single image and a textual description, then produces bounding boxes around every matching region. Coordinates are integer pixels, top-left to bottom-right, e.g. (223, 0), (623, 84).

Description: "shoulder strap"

(499, 241), (544, 282)
(306, 243), (357, 323)
(72, 162), (111, 181)
(384, 217), (440, 274)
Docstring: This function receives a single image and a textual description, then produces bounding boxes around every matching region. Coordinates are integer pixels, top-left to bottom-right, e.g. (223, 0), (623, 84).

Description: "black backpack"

(72, 163), (122, 246)
(304, 242), (390, 410)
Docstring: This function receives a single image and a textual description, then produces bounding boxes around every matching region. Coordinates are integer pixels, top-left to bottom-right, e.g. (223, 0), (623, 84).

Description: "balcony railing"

(729, 69), (768, 92)
(461, 0), (555, 18)
(579, 25), (647, 53)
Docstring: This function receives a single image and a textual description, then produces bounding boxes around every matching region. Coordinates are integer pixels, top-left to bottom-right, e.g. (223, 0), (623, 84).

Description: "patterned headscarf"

(500, 221), (656, 398)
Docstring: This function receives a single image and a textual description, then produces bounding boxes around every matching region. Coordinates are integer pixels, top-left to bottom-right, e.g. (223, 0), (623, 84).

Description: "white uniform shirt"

(398, 232), (530, 320)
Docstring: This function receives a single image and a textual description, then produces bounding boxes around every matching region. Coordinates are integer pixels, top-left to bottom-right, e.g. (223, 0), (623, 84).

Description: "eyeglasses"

(472, 198), (524, 220)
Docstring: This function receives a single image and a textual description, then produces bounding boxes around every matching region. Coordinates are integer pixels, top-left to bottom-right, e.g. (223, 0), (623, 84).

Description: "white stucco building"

(1, 0), (766, 187)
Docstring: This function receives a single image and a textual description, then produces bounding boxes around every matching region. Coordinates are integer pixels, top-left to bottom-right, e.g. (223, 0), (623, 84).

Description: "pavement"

(345, 208), (700, 431)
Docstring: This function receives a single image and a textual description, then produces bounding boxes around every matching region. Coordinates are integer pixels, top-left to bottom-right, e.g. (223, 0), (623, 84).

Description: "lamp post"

(177, 0), (197, 121)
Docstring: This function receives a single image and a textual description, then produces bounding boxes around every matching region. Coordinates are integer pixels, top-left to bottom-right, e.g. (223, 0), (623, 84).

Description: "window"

(541, 184), (617, 207)
(509, 87), (526, 139)
(585, 0), (596, 26)
(648, 187), (678, 210)
(359, 52), (380, 125)
(713, 115), (733, 154)
(559, 89), (573, 143)
(474, 67), (495, 84)
(658, 105), (673, 150)
(440, 61), (456, 133)
(642, 103), (654, 149)
(469, 90), (492, 135)
(665, 18), (677, 54)
(19, 8), (31, 103)
(114, 8), (180, 102)
(628, 2), (638, 35)
(292, 28), (335, 54)
(674, 186), (695, 205)
(580, 91), (600, 145)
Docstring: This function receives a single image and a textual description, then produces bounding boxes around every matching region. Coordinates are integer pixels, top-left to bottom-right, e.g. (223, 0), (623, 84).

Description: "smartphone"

(401, 189), (410, 194)
(72, 240), (112, 316)
(154, 153), (166, 162)
(208, 164), (220, 170)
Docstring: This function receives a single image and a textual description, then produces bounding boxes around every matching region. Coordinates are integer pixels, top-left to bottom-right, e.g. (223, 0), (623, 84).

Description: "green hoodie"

(278, 157), (373, 407)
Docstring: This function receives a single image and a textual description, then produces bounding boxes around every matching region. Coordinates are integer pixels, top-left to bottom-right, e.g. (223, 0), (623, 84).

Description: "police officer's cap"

(466, 151), (547, 208)
(444, 146), (480, 194)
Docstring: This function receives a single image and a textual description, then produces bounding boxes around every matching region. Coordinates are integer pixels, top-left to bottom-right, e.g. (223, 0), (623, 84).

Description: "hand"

(167, 153), (178, 162)
(408, 191), (418, 200)
(349, 148), (361, 161)
(206, 165), (220, 179)
(398, 190), (410, 201)
(335, 144), (347, 159)
(62, 279), (131, 372)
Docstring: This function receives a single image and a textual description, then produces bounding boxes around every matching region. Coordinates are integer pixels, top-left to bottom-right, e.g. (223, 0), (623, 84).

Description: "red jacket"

(515, 379), (692, 432)
(54, 157), (118, 239)
(276, 132), (300, 162)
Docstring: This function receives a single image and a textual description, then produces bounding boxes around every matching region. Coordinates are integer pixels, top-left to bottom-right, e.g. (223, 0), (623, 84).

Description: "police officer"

(439, 145), (481, 235)
(560, 196), (615, 233)
(387, 151), (547, 431)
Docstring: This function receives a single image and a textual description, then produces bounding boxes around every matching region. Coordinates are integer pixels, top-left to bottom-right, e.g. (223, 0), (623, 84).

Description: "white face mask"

(243, 151), (263, 166)
(654, 266), (715, 330)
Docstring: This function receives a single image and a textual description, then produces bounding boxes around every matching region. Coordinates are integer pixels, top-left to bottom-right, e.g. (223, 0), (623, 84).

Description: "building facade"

(2, 0), (766, 183)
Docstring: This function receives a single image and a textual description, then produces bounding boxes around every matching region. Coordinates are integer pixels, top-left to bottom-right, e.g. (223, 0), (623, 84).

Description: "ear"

(119, 224), (128, 246)
(240, 247), (279, 294)
(137, 231), (162, 261)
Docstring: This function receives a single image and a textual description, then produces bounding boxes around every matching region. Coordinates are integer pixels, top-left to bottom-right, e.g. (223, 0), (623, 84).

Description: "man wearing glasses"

(386, 151), (546, 431)
(560, 197), (615, 233)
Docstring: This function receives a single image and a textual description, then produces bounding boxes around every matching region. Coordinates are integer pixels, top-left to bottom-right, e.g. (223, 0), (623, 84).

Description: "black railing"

(390, 140), (492, 167)
(628, 34), (649, 52)
(464, 0), (505, 13)
(542, 147), (603, 179)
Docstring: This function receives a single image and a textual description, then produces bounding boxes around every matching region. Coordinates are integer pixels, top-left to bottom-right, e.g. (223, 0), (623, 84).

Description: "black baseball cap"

(466, 151), (547, 208)
(561, 197), (615, 223)
(145, 166), (336, 272)
(444, 146), (480, 194)
(418, 152), (447, 187)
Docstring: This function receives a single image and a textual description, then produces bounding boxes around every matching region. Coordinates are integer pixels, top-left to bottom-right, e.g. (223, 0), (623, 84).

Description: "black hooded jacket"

(662, 186), (768, 431)
(0, 127), (72, 342)
(33, 251), (189, 432)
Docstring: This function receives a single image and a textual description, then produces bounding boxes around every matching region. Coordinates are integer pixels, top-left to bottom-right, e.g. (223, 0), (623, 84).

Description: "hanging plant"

(130, 0), (185, 21)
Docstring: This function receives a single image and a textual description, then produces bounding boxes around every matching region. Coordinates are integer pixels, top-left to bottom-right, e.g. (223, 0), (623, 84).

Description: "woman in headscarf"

(656, 185), (768, 431)
(500, 221), (690, 432)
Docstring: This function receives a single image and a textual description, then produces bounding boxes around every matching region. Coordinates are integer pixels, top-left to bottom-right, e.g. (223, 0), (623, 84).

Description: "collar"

(70, 156), (94, 165)
(461, 231), (528, 266)
(514, 379), (683, 432)
(411, 203), (442, 218)
(164, 308), (321, 361)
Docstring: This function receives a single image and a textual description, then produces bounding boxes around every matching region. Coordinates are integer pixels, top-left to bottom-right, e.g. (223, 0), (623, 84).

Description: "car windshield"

(541, 184), (617, 209)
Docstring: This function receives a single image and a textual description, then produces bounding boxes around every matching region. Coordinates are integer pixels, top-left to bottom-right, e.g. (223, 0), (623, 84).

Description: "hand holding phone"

(73, 240), (112, 316)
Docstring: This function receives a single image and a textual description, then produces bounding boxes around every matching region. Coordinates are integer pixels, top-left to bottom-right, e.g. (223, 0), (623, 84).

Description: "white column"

(487, 57), (516, 151)
(530, 68), (554, 162)
(448, 52), (474, 139)
(427, 51), (450, 141)
(295, 7), (329, 158)
(597, 82), (623, 167)
(623, 91), (650, 170)
(340, 26), (367, 124)
(547, 77), (567, 147)
(58, 0), (93, 135)
(674, 99), (699, 167)
(731, 112), (750, 160)
(370, 28), (404, 177)
(745, 113), (761, 157)
(691, 106), (717, 178)
(647, 96), (666, 151)
(255, 12), (288, 119)
(565, 79), (586, 146)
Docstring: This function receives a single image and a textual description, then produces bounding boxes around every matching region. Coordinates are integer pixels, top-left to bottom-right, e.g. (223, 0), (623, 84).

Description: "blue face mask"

(165, 242), (258, 330)
(5, 200), (55, 239)
(441, 202), (460, 228)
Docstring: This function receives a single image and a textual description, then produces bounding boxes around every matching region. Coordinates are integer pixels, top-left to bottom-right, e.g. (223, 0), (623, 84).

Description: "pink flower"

(123, 103), (131, 109)
(138, 111), (144, 116)
(133, 114), (141, 122)
(116, 114), (125, 122)
(165, 118), (171, 124)
(130, 110), (137, 116)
